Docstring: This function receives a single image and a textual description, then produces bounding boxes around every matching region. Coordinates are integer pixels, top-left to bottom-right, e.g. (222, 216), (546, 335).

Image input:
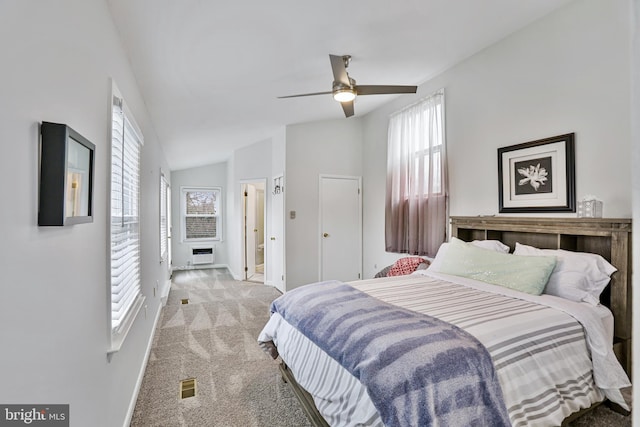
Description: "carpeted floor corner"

(131, 268), (631, 427)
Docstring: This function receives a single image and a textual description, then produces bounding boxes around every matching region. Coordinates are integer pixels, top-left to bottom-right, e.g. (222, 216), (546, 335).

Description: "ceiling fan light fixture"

(279, 54), (416, 117)
(333, 88), (356, 102)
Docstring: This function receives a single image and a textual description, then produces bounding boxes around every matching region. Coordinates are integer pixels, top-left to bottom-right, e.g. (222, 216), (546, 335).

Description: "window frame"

(410, 100), (444, 197)
(180, 186), (222, 242)
(108, 81), (145, 355)
(160, 171), (169, 263)
(413, 143), (444, 196)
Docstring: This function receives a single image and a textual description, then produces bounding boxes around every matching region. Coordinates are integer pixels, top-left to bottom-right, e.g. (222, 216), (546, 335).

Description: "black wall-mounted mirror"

(38, 122), (95, 226)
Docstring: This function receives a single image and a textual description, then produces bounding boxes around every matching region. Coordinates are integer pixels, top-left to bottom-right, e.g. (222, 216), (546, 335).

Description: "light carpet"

(131, 268), (631, 426)
(130, 268), (310, 427)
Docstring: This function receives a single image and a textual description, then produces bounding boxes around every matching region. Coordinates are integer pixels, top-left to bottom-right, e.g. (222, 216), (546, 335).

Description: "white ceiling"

(106, 0), (573, 171)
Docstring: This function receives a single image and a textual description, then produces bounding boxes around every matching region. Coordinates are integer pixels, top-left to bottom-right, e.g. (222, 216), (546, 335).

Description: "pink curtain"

(385, 89), (447, 257)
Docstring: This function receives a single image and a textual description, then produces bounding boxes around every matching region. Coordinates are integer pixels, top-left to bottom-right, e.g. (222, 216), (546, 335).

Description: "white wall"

(170, 162), (228, 269)
(272, 126), (286, 177)
(362, 0), (633, 278)
(0, 1), (170, 426)
(285, 118), (363, 289)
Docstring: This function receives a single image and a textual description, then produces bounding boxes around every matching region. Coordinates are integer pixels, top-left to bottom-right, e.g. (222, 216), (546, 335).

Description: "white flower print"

(517, 163), (548, 191)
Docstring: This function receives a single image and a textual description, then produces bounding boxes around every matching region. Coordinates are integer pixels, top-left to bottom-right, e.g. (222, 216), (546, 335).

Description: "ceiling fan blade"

(277, 91), (333, 99)
(330, 54), (350, 86)
(355, 85), (418, 95)
(341, 100), (354, 118)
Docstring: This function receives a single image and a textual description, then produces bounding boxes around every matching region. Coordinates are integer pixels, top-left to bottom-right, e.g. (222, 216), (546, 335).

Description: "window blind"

(160, 173), (168, 260)
(110, 90), (145, 351)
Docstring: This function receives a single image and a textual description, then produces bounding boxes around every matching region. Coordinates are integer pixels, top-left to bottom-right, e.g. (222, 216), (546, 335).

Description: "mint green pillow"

(433, 237), (556, 295)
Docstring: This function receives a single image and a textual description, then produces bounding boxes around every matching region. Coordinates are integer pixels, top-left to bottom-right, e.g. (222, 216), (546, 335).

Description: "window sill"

(107, 294), (146, 361)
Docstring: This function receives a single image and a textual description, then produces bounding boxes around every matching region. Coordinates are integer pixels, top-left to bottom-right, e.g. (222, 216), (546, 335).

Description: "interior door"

(320, 176), (362, 282)
(243, 184), (257, 280)
(270, 175), (285, 292)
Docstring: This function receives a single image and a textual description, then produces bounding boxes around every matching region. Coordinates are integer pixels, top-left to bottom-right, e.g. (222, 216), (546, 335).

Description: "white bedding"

(259, 271), (630, 426)
(419, 270), (630, 408)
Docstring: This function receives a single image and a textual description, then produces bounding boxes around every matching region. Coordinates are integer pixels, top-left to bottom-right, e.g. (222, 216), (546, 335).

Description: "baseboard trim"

(122, 304), (163, 427)
(172, 264), (240, 280)
(172, 263), (228, 271)
(160, 279), (171, 305)
(221, 264), (241, 280)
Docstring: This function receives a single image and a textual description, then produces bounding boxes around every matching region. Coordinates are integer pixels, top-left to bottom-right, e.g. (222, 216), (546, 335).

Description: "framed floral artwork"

(498, 133), (575, 213)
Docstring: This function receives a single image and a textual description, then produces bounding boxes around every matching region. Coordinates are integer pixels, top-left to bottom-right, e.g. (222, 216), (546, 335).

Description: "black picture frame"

(498, 133), (575, 213)
(38, 122), (95, 226)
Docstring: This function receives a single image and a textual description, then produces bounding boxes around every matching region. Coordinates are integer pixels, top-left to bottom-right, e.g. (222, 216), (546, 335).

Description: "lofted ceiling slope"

(106, 0), (573, 170)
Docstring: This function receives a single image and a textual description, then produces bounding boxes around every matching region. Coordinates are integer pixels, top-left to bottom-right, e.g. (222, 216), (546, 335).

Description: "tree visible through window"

(182, 187), (221, 241)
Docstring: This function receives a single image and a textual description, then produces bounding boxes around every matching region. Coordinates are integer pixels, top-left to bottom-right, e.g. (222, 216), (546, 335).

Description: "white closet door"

(319, 175), (362, 282)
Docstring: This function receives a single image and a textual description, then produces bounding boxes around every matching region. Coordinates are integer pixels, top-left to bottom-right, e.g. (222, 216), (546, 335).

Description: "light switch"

(290, 210), (296, 219)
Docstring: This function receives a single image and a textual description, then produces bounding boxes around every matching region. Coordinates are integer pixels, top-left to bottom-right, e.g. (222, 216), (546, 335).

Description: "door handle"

(323, 233), (329, 238)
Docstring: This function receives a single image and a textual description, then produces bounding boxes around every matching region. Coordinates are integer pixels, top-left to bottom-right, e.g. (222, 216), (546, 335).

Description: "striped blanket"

(259, 273), (621, 426)
(269, 280), (511, 427)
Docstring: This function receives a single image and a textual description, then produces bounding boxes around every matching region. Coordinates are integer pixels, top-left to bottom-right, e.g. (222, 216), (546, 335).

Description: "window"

(412, 102), (444, 195)
(181, 187), (221, 241)
(160, 172), (169, 262)
(385, 88), (447, 257)
(109, 82), (145, 353)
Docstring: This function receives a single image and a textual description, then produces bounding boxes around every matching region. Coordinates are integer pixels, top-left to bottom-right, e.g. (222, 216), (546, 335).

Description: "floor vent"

(180, 378), (197, 399)
(181, 298), (189, 305)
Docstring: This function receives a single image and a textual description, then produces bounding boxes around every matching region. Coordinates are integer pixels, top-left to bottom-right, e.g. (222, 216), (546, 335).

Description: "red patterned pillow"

(387, 257), (429, 276)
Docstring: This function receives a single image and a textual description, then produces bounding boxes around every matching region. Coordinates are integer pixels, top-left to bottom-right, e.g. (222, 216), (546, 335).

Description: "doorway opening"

(241, 180), (266, 283)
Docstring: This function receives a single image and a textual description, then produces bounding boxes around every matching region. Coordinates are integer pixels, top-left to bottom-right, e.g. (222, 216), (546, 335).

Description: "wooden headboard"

(450, 216), (632, 376)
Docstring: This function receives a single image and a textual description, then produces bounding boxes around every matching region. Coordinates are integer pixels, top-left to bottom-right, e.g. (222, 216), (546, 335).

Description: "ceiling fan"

(278, 54), (418, 118)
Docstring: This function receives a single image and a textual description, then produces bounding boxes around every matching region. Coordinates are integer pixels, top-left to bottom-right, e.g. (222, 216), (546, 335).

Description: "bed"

(258, 216), (632, 426)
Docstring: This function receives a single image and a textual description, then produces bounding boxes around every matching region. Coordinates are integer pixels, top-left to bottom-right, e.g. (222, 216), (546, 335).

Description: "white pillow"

(470, 239), (510, 253)
(513, 243), (616, 305)
(427, 243), (450, 272)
